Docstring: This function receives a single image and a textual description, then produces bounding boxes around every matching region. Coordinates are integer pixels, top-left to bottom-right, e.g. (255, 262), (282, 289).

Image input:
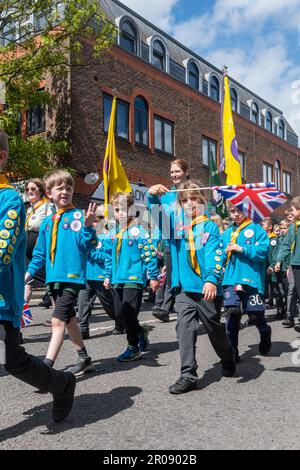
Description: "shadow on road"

(0, 386), (142, 442)
(72, 340), (180, 384)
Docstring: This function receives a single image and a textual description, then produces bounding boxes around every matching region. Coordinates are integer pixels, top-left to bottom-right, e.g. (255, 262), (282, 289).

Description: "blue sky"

(121, 0), (300, 138)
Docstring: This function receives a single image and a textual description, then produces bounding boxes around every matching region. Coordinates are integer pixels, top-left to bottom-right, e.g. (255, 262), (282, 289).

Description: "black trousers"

(113, 288), (143, 347)
(0, 321), (68, 394)
(78, 281), (124, 332)
(291, 268), (300, 315)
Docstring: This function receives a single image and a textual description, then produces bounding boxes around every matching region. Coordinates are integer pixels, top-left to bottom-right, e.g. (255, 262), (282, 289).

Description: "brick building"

(21, 0), (300, 205)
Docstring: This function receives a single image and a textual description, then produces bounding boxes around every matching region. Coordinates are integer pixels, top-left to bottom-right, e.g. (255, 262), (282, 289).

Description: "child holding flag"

(25, 169), (97, 376)
(0, 130), (75, 423)
(163, 180), (235, 394)
(104, 192), (159, 362)
(222, 203), (272, 362)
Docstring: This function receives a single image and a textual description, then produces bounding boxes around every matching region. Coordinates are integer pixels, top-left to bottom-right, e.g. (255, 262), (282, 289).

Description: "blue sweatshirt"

(0, 187), (26, 327)
(222, 222), (269, 294)
(28, 208), (97, 285)
(104, 223), (158, 285)
(86, 233), (111, 282)
(147, 187), (177, 248)
(169, 209), (224, 293)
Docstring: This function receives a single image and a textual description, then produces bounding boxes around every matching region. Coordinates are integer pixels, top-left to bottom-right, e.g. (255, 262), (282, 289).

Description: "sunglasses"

(25, 187), (38, 192)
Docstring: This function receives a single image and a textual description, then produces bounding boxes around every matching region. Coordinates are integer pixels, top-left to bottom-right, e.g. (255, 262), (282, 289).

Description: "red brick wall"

(68, 40), (299, 201)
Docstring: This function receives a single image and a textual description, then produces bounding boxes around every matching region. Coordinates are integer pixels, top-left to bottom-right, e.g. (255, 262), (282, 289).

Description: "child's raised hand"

(149, 184), (169, 196)
(103, 278), (111, 289)
(84, 203), (97, 227)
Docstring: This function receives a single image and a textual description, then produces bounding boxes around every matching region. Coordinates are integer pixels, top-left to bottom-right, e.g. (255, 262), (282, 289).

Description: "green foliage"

(0, 0), (116, 179)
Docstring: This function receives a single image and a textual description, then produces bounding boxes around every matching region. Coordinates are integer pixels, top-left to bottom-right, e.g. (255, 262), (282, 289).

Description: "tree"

(0, 0), (116, 180)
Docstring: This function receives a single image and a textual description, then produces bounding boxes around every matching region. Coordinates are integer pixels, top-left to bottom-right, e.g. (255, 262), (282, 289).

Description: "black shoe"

(152, 310), (170, 323)
(52, 372), (76, 423)
(276, 308), (286, 320)
(259, 328), (272, 355)
(112, 327), (124, 335)
(221, 357), (236, 377)
(80, 331), (90, 340)
(282, 318), (295, 328)
(294, 324), (300, 334)
(169, 377), (198, 394)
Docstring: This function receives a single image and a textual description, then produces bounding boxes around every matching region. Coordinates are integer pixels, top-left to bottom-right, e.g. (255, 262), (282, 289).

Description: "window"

(134, 96), (148, 146)
(154, 116), (174, 155)
(120, 20), (137, 54)
(266, 111), (273, 132)
(238, 152), (246, 180)
(251, 102), (259, 124)
(152, 40), (166, 71)
(2, 23), (17, 45)
(34, 13), (48, 30)
(275, 160), (281, 190)
(230, 88), (238, 112)
(202, 137), (217, 167)
(263, 163), (273, 183)
(278, 119), (285, 139)
(210, 76), (220, 102)
(283, 171), (291, 195)
(188, 62), (199, 90)
(103, 94), (129, 140)
(27, 90), (45, 135)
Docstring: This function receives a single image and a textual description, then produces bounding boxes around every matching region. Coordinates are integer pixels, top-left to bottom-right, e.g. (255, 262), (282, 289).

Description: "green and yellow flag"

(222, 70), (242, 185)
(103, 96), (132, 216)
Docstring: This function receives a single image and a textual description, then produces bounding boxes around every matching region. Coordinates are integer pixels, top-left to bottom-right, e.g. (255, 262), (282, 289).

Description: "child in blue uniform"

(0, 130), (75, 423)
(222, 203), (272, 362)
(26, 170), (97, 376)
(77, 207), (124, 338)
(104, 192), (159, 362)
(166, 180), (235, 395)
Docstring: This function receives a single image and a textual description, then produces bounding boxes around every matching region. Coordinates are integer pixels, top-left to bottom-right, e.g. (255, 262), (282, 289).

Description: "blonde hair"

(44, 169), (75, 191)
(111, 192), (134, 208)
(177, 180), (206, 206)
(291, 196), (300, 210)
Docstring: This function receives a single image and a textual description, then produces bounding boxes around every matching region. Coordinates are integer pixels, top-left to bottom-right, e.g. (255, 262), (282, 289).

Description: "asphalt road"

(1, 299), (300, 450)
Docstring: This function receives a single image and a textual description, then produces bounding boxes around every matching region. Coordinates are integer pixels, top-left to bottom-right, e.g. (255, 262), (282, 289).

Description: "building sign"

(90, 181), (149, 206)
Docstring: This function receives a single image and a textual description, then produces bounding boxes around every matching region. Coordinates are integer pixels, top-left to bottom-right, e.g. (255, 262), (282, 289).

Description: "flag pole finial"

(223, 65), (228, 75)
(112, 88), (119, 98)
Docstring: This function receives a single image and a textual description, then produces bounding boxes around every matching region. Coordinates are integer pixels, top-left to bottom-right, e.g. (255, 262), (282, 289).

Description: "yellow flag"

(103, 97), (132, 216)
(222, 74), (242, 185)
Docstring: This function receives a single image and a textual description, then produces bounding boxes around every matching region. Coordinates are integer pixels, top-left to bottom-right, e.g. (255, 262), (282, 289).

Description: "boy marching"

(104, 192), (159, 362)
(26, 169), (97, 376)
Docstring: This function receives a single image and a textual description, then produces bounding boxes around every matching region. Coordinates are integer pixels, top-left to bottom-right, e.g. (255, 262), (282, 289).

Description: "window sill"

(154, 149), (174, 157)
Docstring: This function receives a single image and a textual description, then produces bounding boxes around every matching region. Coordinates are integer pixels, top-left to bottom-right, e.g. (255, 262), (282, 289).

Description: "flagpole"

(169, 182), (276, 193)
(219, 65), (227, 173)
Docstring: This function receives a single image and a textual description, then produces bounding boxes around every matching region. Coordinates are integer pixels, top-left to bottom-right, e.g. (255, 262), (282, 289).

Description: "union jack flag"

(21, 302), (33, 328)
(214, 182), (288, 222)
